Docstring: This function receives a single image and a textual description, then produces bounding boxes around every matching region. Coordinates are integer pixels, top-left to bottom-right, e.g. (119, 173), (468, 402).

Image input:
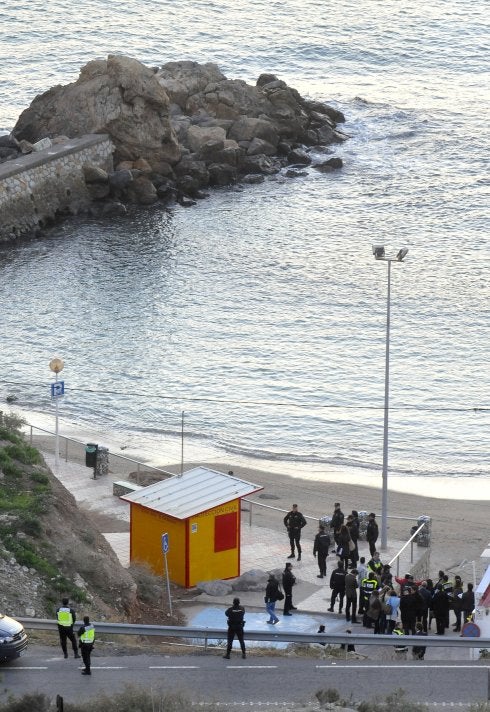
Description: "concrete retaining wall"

(0, 134), (113, 242)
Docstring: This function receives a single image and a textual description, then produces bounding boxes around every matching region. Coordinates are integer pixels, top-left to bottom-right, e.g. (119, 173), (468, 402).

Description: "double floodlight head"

(396, 248), (409, 261)
(372, 245), (409, 262)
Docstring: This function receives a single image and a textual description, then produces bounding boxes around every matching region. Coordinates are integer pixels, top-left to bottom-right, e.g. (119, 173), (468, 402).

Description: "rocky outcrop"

(9, 54), (348, 212)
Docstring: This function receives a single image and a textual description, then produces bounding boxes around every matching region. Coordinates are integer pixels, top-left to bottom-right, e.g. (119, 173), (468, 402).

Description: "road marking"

(149, 665), (200, 669)
(316, 664), (490, 669)
(91, 666), (127, 669)
(3, 666), (48, 670)
(225, 665), (278, 669)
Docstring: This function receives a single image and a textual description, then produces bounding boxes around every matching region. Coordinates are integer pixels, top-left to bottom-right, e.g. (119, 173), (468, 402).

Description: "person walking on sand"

(223, 597), (246, 659)
(78, 615), (95, 675)
(313, 524), (331, 578)
(284, 504), (307, 560)
(282, 562), (297, 615)
(264, 574), (280, 624)
(56, 597), (80, 660)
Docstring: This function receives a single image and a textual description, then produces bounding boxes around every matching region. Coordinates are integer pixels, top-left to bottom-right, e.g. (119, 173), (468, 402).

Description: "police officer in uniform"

(284, 504), (307, 561)
(223, 598), (246, 659)
(313, 525), (331, 578)
(56, 598), (80, 659)
(78, 615), (95, 675)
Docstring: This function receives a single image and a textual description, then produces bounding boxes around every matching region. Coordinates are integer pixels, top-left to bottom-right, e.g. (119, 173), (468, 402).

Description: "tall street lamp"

(372, 245), (409, 551)
(49, 357), (64, 470)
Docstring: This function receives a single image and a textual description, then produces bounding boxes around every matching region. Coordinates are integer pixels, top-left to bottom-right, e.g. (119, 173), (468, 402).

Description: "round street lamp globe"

(49, 357), (64, 374)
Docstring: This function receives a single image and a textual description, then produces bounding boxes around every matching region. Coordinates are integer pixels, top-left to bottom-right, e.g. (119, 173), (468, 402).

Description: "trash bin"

(85, 443), (98, 468)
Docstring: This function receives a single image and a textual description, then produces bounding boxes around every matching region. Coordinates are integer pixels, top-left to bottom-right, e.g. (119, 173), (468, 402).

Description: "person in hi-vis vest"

(78, 615), (95, 675)
(56, 598), (80, 659)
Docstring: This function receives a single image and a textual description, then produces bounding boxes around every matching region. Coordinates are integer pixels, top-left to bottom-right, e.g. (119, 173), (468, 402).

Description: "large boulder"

(13, 55), (181, 168)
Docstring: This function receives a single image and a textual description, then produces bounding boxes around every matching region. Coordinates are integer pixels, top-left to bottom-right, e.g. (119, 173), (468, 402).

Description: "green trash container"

(85, 443), (98, 468)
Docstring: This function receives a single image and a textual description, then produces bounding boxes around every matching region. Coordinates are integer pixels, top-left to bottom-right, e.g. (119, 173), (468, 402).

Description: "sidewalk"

(43, 452), (473, 659)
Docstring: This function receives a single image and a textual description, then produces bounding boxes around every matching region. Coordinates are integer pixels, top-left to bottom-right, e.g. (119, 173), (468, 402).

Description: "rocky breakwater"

(11, 54), (347, 216)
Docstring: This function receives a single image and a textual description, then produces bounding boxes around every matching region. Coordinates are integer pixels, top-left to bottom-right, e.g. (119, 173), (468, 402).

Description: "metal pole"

(54, 371), (60, 471)
(180, 410), (184, 477)
(381, 260), (391, 552)
(164, 553), (173, 617)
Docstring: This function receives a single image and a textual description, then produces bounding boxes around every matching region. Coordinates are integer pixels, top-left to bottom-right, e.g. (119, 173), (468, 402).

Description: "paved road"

(1, 647), (489, 707)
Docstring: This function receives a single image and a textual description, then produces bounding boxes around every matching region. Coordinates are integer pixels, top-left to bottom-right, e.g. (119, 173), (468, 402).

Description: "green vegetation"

(0, 411), (87, 605)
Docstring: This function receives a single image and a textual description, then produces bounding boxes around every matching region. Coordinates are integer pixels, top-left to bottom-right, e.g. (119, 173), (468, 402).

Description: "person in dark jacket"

(313, 524), (331, 578)
(417, 581), (432, 632)
(77, 615), (95, 675)
(284, 504), (307, 560)
(56, 597), (80, 660)
(345, 568), (359, 623)
(337, 524), (352, 569)
(452, 576), (464, 631)
(432, 587), (450, 635)
(366, 513), (379, 557)
(399, 587), (419, 635)
(330, 502), (344, 546)
(223, 598), (246, 659)
(461, 583), (475, 626)
(282, 562), (296, 615)
(328, 561), (346, 614)
(264, 574), (280, 624)
(346, 513), (359, 568)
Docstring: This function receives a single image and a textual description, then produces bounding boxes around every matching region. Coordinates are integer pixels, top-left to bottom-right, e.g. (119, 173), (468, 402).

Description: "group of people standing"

(223, 501), (476, 660)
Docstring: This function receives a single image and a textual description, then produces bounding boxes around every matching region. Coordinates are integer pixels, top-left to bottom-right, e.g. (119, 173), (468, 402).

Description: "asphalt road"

(1, 646), (489, 707)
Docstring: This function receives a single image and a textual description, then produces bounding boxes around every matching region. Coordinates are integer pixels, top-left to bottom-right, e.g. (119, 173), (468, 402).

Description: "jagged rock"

(240, 174), (265, 184)
(208, 163), (237, 186)
(83, 164), (109, 183)
(186, 125), (227, 153)
(287, 148), (311, 165)
(108, 168), (134, 192)
(13, 54), (181, 168)
(313, 157), (343, 172)
(125, 175), (158, 204)
(196, 579), (233, 596)
(247, 137), (276, 156)
(286, 168), (308, 178)
(86, 182), (111, 200)
(231, 569), (269, 591)
(133, 157), (152, 173)
(101, 201), (127, 216)
(32, 137), (52, 151)
(239, 154), (281, 175)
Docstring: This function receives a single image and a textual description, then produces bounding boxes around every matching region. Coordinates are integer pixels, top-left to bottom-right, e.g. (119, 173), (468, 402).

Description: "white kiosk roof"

(121, 466), (263, 519)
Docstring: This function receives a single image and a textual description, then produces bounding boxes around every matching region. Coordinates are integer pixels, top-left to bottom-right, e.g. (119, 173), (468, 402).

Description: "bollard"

(358, 511), (368, 541)
(95, 446), (109, 477)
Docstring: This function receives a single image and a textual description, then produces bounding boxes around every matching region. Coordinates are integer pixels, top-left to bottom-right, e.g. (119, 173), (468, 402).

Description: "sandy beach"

(10, 405), (490, 582)
(161, 460), (489, 582)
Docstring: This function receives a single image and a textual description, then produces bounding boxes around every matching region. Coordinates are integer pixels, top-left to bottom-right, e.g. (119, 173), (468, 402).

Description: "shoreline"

(8, 404), (489, 577)
(10, 404), (490, 502)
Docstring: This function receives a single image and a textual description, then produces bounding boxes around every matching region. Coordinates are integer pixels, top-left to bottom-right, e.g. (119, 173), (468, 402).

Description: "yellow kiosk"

(122, 466), (263, 588)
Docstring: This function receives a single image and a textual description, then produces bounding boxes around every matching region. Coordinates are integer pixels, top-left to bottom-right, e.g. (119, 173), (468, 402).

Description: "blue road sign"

(51, 381), (65, 398)
(162, 532), (169, 554)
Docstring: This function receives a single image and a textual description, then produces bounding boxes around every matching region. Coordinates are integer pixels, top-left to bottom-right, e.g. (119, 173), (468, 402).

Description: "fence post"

(29, 425), (33, 445)
(249, 501), (253, 527)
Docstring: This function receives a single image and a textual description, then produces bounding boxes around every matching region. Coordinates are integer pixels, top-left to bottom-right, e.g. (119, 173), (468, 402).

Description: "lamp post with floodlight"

(372, 245), (409, 551)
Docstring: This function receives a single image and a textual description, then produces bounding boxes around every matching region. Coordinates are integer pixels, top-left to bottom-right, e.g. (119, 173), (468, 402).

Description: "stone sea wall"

(0, 134), (113, 242)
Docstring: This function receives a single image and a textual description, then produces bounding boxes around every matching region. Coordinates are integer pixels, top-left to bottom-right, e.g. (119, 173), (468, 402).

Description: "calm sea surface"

(0, 0), (489, 486)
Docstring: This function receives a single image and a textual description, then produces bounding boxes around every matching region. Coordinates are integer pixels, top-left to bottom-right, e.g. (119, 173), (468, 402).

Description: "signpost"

(161, 533), (172, 616)
(49, 358), (64, 470)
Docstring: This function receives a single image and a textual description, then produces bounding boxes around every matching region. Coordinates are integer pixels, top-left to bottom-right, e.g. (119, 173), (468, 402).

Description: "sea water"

(0, 0), (488, 496)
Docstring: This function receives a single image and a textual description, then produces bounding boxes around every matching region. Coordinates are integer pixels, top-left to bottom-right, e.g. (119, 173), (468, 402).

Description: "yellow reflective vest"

(80, 624), (95, 644)
(57, 607), (73, 627)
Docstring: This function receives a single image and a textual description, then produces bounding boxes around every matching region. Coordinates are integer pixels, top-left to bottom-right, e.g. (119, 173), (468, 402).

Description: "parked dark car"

(0, 614), (28, 661)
